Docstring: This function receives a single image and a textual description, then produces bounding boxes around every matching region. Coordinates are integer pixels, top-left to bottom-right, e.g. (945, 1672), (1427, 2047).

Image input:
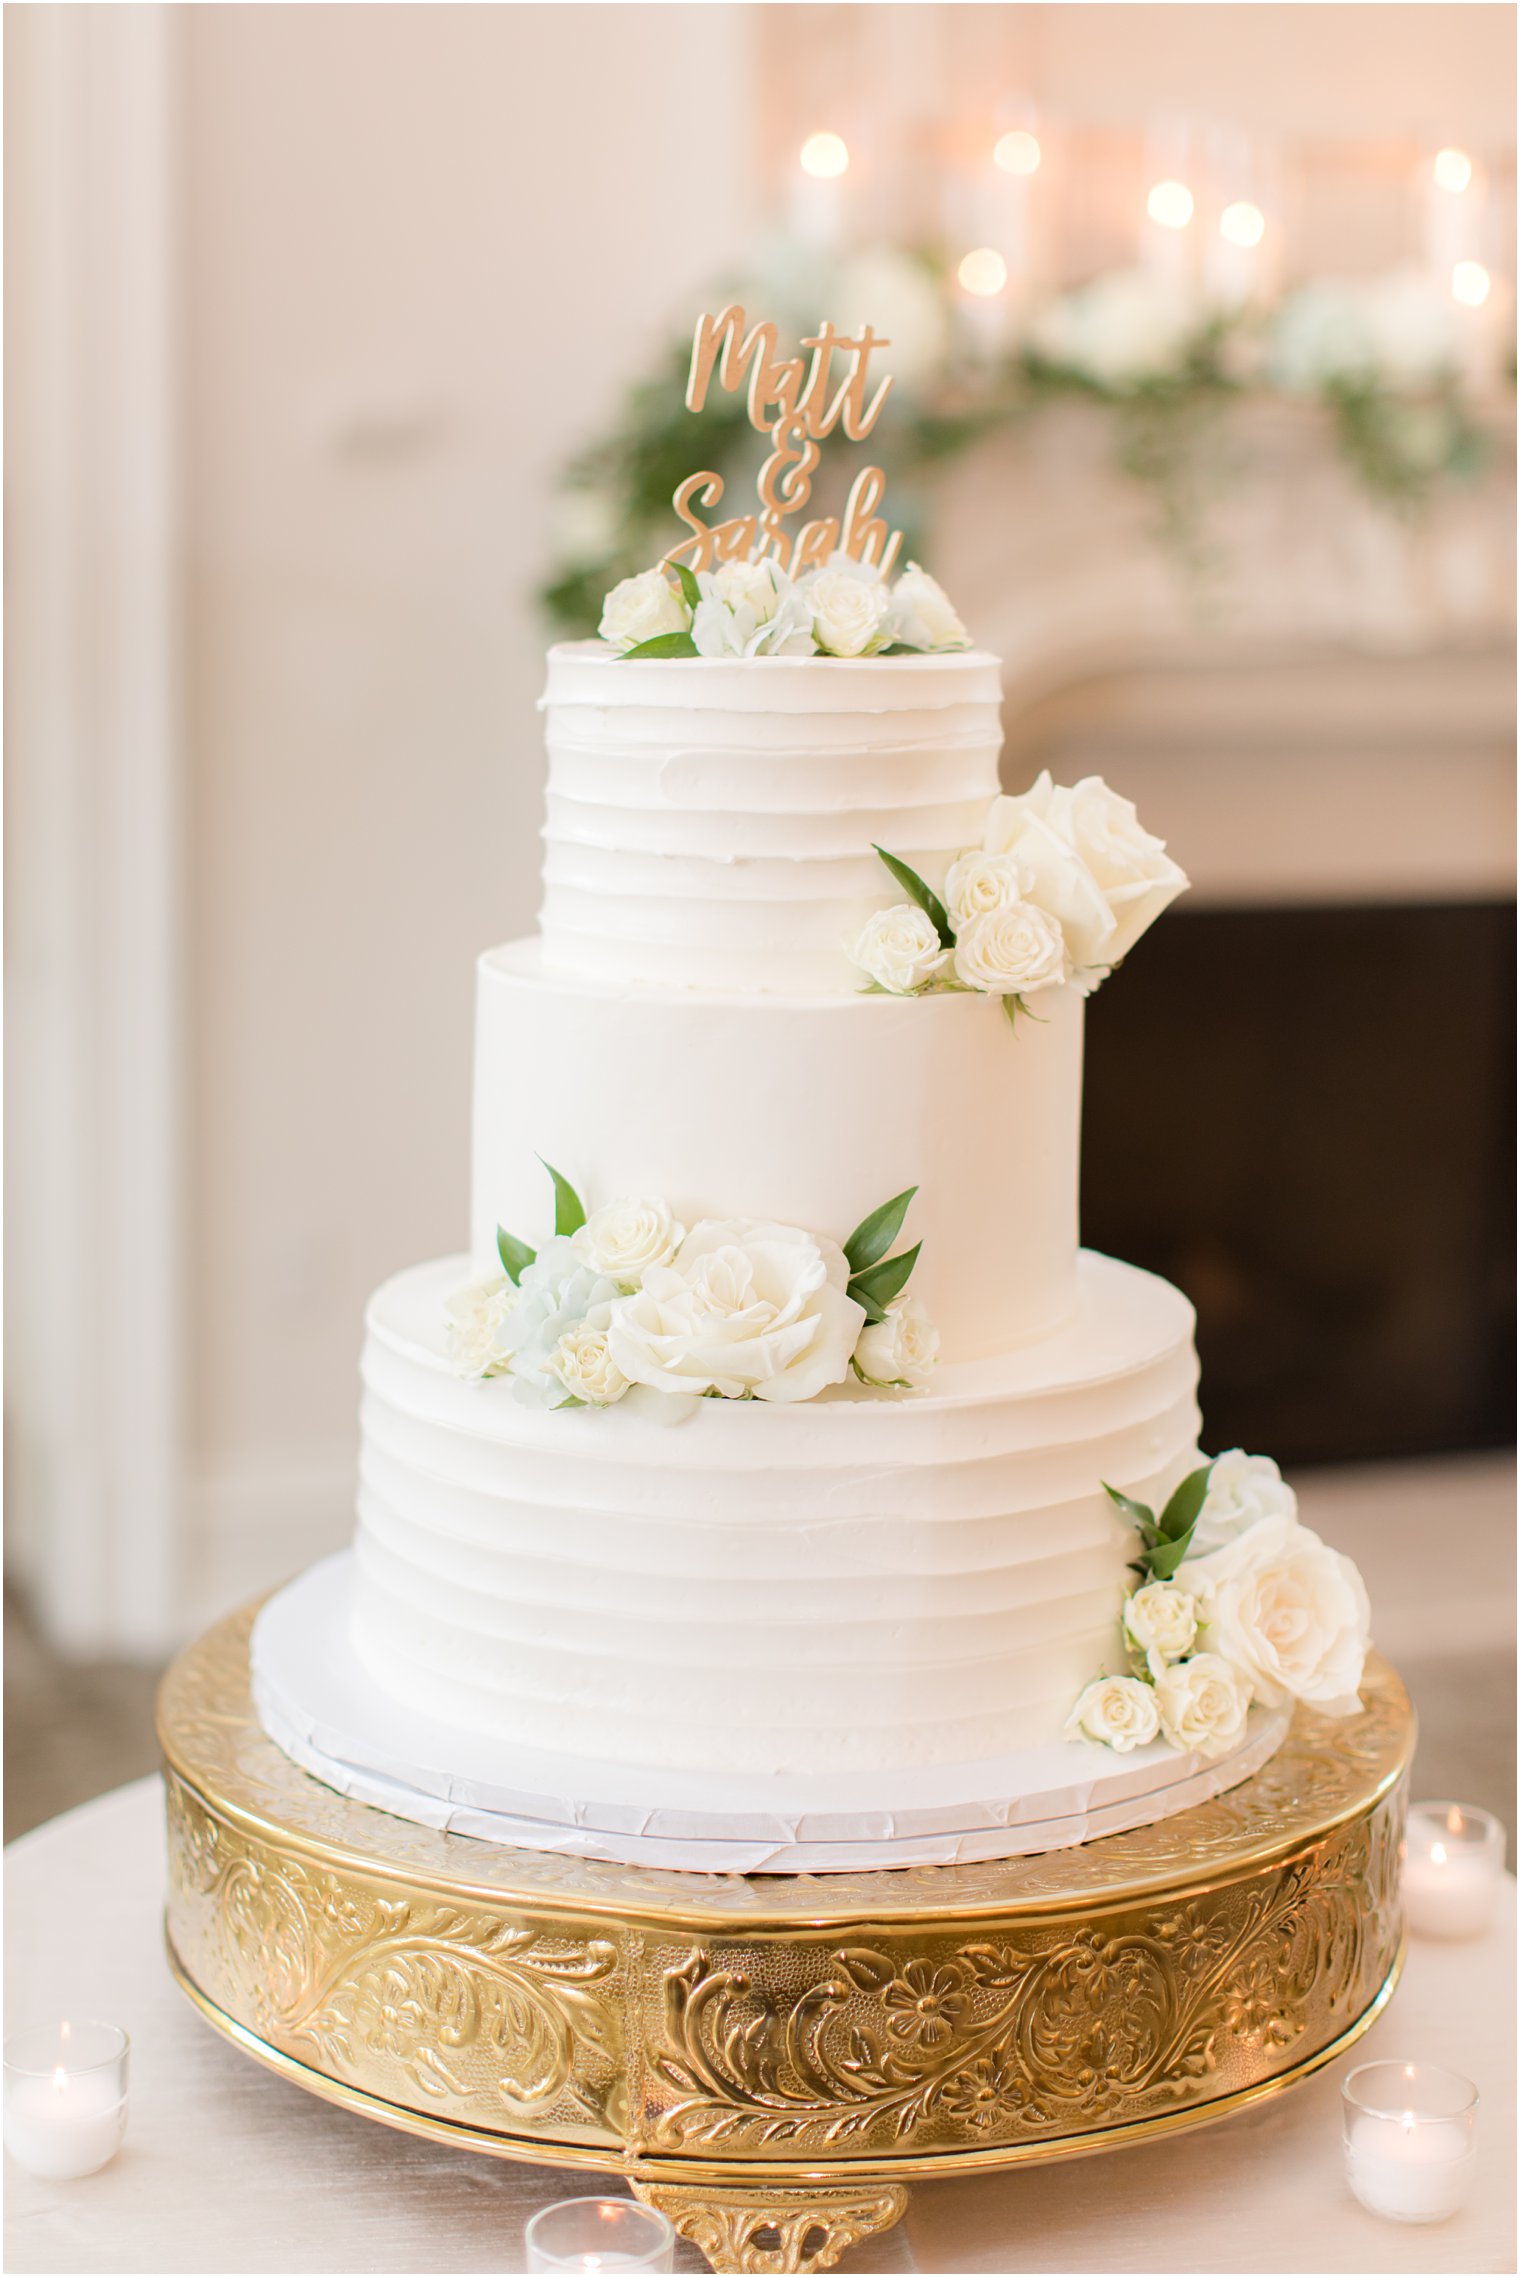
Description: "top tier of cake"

(539, 641), (1004, 995)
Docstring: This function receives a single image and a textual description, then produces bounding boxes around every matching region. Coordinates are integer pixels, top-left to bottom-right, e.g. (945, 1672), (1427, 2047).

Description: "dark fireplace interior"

(1081, 900), (1516, 1467)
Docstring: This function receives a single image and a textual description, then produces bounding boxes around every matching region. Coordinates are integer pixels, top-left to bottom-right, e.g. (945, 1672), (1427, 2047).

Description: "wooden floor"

(4, 1455), (1514, 1849)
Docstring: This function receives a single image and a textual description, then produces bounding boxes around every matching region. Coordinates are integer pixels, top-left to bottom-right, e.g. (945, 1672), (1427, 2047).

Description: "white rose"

(548, 1309), (630, 1406)
(573, 1197), (685, 1287)
(1057, 776), (1189, 964)
(598, 566), (689, 652)
(983, 781), (1118, 970)
(498, 1237), (621, 1406)
(692, 558), (817, 660)
(943, 850), (1032, 931)
(1123, 1581), (1199, 1678)
(890, 563), (970, 652)
(849, 904), (949, 994)
(1031, 268), (1195, 388)
(711, 558), (782, 621)
(445, 1275), (516, 1379)
(608, 1219), (864, 1405)
(1190, 1449), (1298, 1557)
(1064, 1674), (1162, 1754)
(853, 1296), (940, 1388)
(1183, 1516), (1371, 1717)
(952, 901), (1068, 996)
(802, 563), (893, 658)
(1153, 1653), (1254, 1760)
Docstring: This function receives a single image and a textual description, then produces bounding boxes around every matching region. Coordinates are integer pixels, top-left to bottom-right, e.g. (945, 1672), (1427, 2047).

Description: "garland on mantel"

(541, 245), (1507, 637)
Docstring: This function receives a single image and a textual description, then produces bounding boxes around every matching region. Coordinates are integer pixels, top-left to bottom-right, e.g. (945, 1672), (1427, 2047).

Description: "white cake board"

(250, 1557), (1288, 1872)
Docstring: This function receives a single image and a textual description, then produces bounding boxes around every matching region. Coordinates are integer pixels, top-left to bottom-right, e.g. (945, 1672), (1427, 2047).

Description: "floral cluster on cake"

(599, 553), (970, 661)
(850, 774), (1188, 1021)
(449, 1166), (936, 1413)
(1067, 1451), (1373, 1762)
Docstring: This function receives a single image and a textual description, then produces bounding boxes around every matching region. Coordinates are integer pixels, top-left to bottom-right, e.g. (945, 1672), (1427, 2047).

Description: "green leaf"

(847, 1242), (922, 1322)
(670, 559), (702, 614)
(496, 1226), (536, 1284)
(871, 845), (955, 951)
(1158, 1461), (1215, 1541)
(553, 1394), (587, 1411)
(1000, 993), (1021, 1033)
(1103, 1481), (1157, 1534)
(540, 1159), (587, 1238)
(1145, 1529), (1198, 1581)
(618, 631), (699, 659)
(843, 1186), (918, 1276)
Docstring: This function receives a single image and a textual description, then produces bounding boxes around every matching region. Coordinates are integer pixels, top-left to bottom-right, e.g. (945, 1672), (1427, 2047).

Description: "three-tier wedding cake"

(252, 309), (1371, 1872)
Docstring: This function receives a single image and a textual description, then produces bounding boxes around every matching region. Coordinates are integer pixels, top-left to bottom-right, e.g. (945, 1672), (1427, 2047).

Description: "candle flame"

(1220, 201), (1265, 249)
(957, 248), (1008, 298)
(1400, 2110), (1417, 2133)
(1446, 1806), (1464, 1834)
(1433, 148), (1474, 194)
(1452, 261), (1491, 308)
(799, 133), (849, 181)
(51, 2066), (68, 2095)
(1431, 1841), (1448, 1866)
(1147, 179), (1194, 230)
(993, 130), (1041, 177)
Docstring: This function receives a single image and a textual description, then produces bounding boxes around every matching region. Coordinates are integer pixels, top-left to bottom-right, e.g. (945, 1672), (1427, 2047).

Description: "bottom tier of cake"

(343, 1249), (1202, 1787)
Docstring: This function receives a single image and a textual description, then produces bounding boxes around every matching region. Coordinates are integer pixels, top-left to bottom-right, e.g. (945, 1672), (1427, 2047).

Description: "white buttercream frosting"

(539, 642), (1005, 994)
(349, 1252), (1202, 1778)
(470, 941), (1083, 1363)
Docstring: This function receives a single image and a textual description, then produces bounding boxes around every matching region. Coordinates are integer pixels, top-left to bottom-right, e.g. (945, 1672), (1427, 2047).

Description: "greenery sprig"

(1104, 1461), (1216, 1582)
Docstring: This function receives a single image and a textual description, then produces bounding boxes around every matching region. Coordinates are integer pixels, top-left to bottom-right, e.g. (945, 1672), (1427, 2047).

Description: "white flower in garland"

(1182, 1515), (1371, 1718)
(890, 563), (970, 652)
(1032, 268), (1198, 390)
(1188, 1449), (1298, 1556)
(548, 1309), (631, 1407)
(692, 558), (817, 659)
(1065, 1673), (1161, 1753)
(599, 566), (689, 652)
(609, 1219), (864, 1405)
(1153, 1652), (1253, 1760)
(1122, 1579), (1199, 1679)
(850, 904), (950, 994)
(853, 1294), (940, 1388)
(445, 1276), (517, 1379)
(800, 559), (895, 658)
(573, 1197), (685, 1288)
(952, 901), (1068, 996)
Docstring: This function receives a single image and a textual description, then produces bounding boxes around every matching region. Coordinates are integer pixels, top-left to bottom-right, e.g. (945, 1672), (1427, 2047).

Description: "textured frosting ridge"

(350, 1254), (1201, 1777)
(539, 641), (1004, 993)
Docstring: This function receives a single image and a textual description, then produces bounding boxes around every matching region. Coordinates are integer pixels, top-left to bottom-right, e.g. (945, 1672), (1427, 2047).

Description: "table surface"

(4, 1778), (1514, 2275)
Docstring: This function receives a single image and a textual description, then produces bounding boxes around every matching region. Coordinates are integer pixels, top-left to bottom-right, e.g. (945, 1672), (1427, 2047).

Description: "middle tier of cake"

(350, 1249), (1200, 1780)
(471, 941), (1084, 1361)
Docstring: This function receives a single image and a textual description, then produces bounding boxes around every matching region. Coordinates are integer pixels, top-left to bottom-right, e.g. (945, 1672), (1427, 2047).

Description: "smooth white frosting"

(470, 941), (1083, 1362)
(539, 641), (1004, 993)
(349, 1252), (1201, 1779)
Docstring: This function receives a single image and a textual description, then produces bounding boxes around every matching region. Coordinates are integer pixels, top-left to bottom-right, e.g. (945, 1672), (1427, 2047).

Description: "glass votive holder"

(525, 2196), (676, 2273)
(1401, 1802), (1505, 1939)
(1342, 2061), (1478, 2224)
(3, 2021), (129, 2179)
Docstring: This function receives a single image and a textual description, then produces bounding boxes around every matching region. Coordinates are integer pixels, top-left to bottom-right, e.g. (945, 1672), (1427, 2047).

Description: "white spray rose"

(446, 1276), (517, 1379)
(801, 561), (894, 658)
(952, 901), (1068, 995)
(849, 904), (949, 994)
(943, 850), (1032, 930)
(1065, 1674), (1162, 1753)
(890, 563), (970, 652)
(1153, 1653), (1253, 1760)
(498, 1237), (621, 1406)
(853, 1296), (940, 1388)
(608, 1219), (864, 1405)
(572, 1198), (685, 1288)
(1183, 1516), (1371, 1717)
(1123, 1581), (1199, 1679)
(691, 558), (817, 659)
(1189, 1450), (1298, 1557)
(548, 1309), (630, 1406)
(598, 566), (689, 652)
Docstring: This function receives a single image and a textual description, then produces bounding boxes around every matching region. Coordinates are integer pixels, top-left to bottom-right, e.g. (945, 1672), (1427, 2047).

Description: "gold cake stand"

(160, 1603), (1412, 2274)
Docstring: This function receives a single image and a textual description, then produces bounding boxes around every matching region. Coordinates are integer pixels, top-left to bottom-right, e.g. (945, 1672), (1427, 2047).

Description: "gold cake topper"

(666, 306), (904, 580)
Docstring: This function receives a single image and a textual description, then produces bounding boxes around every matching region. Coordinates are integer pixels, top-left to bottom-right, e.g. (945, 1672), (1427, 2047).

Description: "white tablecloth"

(4, 1778), (1514, 2274)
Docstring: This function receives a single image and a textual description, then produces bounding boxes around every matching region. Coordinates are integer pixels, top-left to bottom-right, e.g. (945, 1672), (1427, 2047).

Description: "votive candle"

(1402, 1802), (1505, 1939)
(4, 2021), (129, 2180)
(1342, 2062), (1478, 2224)
(525, 2196), (676, 2273)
